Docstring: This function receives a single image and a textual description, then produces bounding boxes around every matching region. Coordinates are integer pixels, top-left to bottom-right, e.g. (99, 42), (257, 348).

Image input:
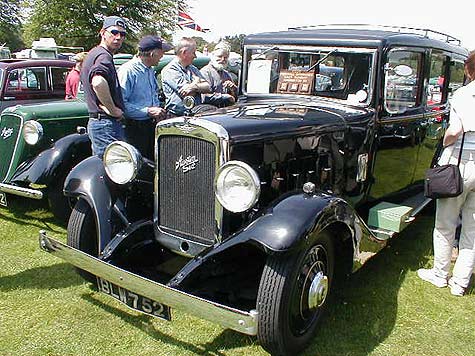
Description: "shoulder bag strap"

(456, 130), (466, 167)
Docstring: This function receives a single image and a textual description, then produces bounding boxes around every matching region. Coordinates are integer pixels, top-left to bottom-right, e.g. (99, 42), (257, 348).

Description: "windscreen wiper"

(307, 49), (338, 72)
(252, 46), (280, 60)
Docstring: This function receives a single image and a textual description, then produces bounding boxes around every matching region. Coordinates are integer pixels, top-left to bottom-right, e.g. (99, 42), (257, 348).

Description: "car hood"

(193, 97), (372, 143)
(2, 99), (88, 121)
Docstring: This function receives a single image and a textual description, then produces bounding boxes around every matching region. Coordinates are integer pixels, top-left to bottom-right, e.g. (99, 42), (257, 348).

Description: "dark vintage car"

(0, 58), (74, 113)
(0, 55), (210, 220)
(40, 26), (468, 355)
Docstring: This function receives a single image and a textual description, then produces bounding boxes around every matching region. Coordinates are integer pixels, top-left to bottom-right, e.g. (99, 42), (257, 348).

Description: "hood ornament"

(177, 124), (196, 134)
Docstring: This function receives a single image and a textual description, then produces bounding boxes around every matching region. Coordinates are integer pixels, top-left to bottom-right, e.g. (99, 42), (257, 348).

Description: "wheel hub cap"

(308, 271), (328, 309)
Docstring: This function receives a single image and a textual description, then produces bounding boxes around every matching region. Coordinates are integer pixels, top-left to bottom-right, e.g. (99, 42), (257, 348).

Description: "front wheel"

(67, 198), (98, 282)
(257, 230), (335, 356)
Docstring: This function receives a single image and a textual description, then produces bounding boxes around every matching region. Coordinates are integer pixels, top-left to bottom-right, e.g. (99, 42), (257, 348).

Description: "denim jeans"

(87, 118), (125, 158)
(433, 150), (475, 288)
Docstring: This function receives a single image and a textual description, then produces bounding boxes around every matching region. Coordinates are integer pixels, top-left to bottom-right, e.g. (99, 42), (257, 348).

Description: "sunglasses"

(107, 29), (126, 38)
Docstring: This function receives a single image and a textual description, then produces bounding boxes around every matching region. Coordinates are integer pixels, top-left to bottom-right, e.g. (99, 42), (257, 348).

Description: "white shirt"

(439, 80), (475, 164)
(450, 80), (475, 132)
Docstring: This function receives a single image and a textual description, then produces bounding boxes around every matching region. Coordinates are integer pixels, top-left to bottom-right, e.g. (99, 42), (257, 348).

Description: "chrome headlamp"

(215, 161), (260, 213)
(22, 120), (43, 145)
(103, 141), (141, 185)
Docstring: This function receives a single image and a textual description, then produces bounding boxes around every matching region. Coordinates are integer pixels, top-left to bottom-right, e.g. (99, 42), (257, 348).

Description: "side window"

(448, 60), (465, 99)
(7, 69), (20, 90)
(50, 66), (70, 92)
(7, 67), (46, 92)
(428, 51), (447, 105)
(384, 50), (423, 113)
(23, 68), (46, 90)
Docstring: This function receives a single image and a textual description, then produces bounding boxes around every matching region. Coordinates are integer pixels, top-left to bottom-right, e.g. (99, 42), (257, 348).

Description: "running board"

(367, 193), (432, 239)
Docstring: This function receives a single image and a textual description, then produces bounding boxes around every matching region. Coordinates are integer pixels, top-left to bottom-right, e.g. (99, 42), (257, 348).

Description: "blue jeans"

(87, 118), (125, 158)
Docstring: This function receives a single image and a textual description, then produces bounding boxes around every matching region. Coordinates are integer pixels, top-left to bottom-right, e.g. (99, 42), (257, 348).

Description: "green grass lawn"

(0, 196), (474, 356)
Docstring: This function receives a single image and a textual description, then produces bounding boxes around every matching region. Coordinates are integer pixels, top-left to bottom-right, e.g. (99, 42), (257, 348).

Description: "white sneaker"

(448, 278), (465, 296)
(417, 268), (448, 288)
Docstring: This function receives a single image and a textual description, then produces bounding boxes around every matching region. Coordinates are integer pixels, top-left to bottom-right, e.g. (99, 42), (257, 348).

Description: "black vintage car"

(40, 26), (468, 355)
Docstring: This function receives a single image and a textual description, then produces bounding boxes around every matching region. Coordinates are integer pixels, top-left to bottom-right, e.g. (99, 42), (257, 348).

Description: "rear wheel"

(257, 230), (335, 356)
(67, 198), (98, 283)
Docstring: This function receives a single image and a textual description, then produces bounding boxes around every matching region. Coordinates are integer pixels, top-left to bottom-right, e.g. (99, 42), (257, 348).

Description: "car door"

(370, 47), (426, 199)
(414, 50), (458, 181)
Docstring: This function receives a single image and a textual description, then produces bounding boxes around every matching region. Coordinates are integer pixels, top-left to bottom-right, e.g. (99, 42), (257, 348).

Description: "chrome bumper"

(38, 231), (258, 335)
(0, 182), (43, 199)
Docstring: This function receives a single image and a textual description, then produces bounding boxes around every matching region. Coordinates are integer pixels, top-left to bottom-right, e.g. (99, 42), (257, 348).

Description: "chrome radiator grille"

(158, 135), (216, 245)
(0, 114), (22, 181)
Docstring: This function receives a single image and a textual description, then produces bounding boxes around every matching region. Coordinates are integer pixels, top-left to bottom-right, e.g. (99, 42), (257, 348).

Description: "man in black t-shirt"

(81, 15), (127, 158)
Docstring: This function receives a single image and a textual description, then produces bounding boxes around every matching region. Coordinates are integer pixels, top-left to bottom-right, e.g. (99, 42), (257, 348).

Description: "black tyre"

(67, 198), (98, 283)
(47, 175), (72, 223)
(257, 230), (335, 356)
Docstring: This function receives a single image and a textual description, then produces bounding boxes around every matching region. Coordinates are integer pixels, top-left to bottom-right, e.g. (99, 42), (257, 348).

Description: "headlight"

(22, 121), (43, 145)
(103, 141), (141, 184)
(215, 161), (260, 213)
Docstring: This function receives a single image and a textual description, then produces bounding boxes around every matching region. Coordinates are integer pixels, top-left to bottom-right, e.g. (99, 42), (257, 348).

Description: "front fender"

(64, 156), (117, 250)
(9, 133), (91, 186)
(239, 192), (355, 253)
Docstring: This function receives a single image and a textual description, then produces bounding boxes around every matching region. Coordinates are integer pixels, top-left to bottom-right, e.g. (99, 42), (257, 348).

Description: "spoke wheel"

(257, 230), (334, 355)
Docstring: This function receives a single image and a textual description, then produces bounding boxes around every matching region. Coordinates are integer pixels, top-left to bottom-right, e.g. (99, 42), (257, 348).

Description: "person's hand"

(148, 107), (167, 121)
(222, 80), (236, 91)
(99, 104), (124, 119)
(222, 94), (235, 105)
(178, 82), (197, 97)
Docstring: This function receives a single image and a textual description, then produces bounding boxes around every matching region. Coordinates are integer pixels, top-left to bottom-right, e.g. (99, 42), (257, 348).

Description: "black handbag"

(424, 132), (465, 199)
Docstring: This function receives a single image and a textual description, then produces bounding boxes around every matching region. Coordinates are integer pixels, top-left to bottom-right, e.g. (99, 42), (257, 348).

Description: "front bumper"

(0, 182), (43, 199)
(38, 231), (258, 335)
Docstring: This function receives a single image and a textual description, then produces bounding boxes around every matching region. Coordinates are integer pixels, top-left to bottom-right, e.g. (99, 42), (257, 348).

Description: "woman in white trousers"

(418, 51), (475, 296)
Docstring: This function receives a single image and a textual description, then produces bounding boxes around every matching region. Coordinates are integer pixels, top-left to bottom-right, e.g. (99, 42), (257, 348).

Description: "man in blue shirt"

(118, 35), (172, 159)
(161, 37), (211, 116)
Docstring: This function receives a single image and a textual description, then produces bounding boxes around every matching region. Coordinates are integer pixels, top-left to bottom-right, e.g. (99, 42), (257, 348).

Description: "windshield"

(243, 46), (375, 105)
(0, 69), (3, 91)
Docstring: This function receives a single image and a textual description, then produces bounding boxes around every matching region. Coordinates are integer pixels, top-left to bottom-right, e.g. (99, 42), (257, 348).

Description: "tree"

(222, 34), (246, 54)
(22, 0), (185, 52)
(0, 0), (24, 51)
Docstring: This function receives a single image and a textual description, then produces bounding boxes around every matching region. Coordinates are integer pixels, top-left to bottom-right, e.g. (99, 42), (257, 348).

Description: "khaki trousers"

(433, 150), (475, 288)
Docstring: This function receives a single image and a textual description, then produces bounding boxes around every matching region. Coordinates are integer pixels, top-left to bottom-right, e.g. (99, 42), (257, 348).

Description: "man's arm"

(443, 107), (463, 147)
(91, 75), (123, 118)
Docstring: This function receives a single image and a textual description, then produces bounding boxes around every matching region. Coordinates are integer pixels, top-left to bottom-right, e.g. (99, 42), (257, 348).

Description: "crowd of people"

(77, 15), (236, 159)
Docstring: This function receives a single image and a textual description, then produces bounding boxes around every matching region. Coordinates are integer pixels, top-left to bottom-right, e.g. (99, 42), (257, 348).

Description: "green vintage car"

(0, 54), (210, 220)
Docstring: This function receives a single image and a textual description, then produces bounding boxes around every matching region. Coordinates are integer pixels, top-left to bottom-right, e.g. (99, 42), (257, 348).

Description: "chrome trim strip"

(379, 112), (426, 123)
(0, 182), (43, 199)
(39, 232), (258, 335)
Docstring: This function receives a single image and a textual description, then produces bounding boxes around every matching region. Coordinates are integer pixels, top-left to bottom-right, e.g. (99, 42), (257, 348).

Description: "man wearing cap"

(81, 15), (127, 158)
(118, 35), (172, 159)
(161, 37), (211, 116)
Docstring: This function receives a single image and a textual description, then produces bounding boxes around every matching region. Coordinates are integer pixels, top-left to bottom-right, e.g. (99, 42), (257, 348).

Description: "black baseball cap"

(138, 35), (173, 52)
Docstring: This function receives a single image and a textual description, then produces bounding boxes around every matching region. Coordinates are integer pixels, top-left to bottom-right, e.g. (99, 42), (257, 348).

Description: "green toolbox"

(368, 202), (413, 233)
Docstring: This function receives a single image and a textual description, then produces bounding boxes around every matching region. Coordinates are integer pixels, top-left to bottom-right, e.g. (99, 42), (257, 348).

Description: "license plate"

(96, 277), (171, 321)
(0, 192), (7, 207)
